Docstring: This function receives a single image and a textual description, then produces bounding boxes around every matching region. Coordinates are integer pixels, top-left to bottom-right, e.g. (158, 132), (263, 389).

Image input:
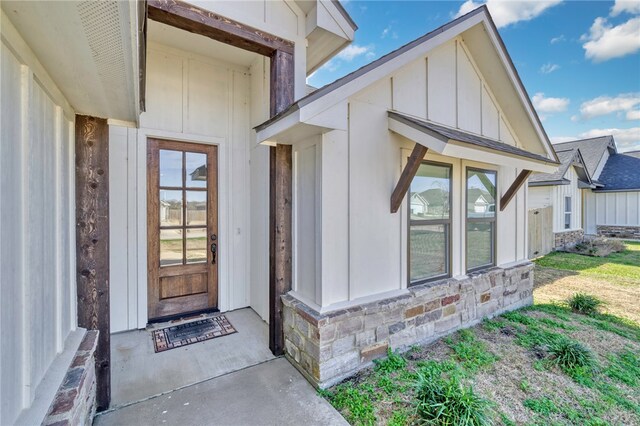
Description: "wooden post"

(75, 115), (110, 411)
(269, 49), (294, 355)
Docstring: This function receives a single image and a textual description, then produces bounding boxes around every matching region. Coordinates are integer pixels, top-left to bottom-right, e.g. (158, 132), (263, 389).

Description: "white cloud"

(455, 0), (563, 28)
(611, 0), (640, 16)
(540, 63), (560, 74)
(578, 93), (640, 119)
(582, 16), (640, 62)
(532, 92), (570, 113)
(550, 34), (566, 44)
(627, 110), (640, 120)
(578, 127), (640, 151)
(551, 136), (576, 144)
(336, 44), (374, 61)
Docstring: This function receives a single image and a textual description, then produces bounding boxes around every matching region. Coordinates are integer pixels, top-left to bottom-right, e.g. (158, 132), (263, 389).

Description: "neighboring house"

(0, 2), (559, 424)
(528, 146), (593, 253)
(410, 192), (429, 216)
(546, 136), (640, 240)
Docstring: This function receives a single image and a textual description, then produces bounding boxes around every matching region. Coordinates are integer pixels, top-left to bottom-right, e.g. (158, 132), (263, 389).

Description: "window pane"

(467, 169), (496, 218)
(160, 190), (183, 227)
(186, 152), (207, 188)
(467, 222), (493, 270)
(565, 196), (571, 213)
(410, 224), (448, 282)
(160, 150), (182, 187)
(410, 163), (450, 220)
(186, 191), (207, 226)
(186, 228), (207, 264)
(565, 213), (571, 229)
(160, 229), (183, 266)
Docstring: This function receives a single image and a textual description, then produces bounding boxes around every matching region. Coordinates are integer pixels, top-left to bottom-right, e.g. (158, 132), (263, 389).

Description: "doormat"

(152, 315), (237, 353)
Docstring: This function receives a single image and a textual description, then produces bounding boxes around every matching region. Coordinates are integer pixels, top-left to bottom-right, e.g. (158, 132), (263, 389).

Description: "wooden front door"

(147, 138), (218, 320)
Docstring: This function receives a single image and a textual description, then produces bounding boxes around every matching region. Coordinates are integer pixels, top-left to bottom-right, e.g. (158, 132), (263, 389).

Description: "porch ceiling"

(2, 0), (140, 122)
(148, 20), (260, 67)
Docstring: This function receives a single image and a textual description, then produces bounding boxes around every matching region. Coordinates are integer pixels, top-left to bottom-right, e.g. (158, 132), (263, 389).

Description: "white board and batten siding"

(292, 38), (529, 311)
(584, 191), (640, 235)
(1, 13), (81, 425)
(528, 167), (583, 233)
(109, 43), (269, 332)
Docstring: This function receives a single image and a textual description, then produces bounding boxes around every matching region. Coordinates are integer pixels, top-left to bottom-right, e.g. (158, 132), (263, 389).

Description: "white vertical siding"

(293, 137), (322, 305)
(1, 24), (76, 425)
(528, 186), (552, 209)
(298, 38), (530, 310)
(551, 167), (582, 232)
(584, 190), (640, 234)
(109, 44), (256, 331)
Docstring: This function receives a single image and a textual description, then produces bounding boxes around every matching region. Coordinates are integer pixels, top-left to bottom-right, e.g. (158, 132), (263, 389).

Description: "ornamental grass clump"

(414, 365), (492, 425)
(547, 339), (595, 375)
(567, 293), (604, 315)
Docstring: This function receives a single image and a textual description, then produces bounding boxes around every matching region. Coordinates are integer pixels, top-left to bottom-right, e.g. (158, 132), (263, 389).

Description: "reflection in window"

(564, 196), (571, 229)
(409, 162), (451, 284)
(186, 152), (207, 188)
(466, 168), (496, 271)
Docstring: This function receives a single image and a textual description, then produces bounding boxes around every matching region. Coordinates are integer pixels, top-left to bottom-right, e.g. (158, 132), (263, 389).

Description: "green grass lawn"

(321, 241), (640, 425)
(535, 241), (640, 282)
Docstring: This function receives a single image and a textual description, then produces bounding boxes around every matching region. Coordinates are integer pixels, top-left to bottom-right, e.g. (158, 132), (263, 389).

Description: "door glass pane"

(410, 224), (448, 281)
(160, 229), (183, 266)
(159, 190), (183, 227)
(410, 163), (451, 220)
(467, 170), (496, 218)
(467, 222), (493, 269)
(186, 228), (207, 264)
(186, 191), (207, 226)
(160, 150), (183, 187)
(186, 152), (207, 188)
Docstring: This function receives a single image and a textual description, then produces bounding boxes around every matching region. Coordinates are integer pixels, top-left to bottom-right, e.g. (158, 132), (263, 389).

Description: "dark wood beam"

(147, 0), (294, 56)
(390, 144), (428, 213)
(268, 47), (294, 356)
(500, 169), (532, 211)
(75, 115), (110, 411)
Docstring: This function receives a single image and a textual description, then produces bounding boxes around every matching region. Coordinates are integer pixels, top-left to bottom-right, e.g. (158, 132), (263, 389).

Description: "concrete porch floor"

(110, 308), (275, 407)
(95, 357), (348, 426)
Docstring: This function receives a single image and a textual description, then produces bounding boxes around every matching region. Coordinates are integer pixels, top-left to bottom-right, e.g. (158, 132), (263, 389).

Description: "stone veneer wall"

(43, 330), (99, 426)
(597, 225), (640, 240)
(282, 262), (534, 388)
(554, 229), (584, 249)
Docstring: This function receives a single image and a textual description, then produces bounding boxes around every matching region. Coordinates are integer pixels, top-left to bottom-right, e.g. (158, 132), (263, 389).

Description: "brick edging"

(43, 330), (99, 426)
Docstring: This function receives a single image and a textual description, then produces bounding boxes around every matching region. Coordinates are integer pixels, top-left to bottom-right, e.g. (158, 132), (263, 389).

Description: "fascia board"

(443, 142), (558, 173)
(388, 118), (448, 153)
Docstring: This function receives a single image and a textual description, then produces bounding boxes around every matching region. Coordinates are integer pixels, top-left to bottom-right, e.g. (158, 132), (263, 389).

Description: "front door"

(147, 138), (218, 321)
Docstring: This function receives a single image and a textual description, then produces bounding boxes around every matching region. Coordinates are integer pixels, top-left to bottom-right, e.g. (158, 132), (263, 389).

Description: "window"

(408, 162), (452, 284)
(466, 168), (496, 272)
(564, 196), (572, 229)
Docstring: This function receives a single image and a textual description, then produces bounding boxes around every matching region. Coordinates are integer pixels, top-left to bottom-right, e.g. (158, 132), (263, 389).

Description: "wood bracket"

(500, 169), (532, 211)
(390, 144), (428, 213)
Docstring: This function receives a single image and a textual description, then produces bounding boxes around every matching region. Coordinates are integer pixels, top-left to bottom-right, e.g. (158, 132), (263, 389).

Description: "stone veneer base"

(554, 229), (584, 249)
(43, 330), (99, 426)
(282, 262), (534, 388)
(597, 225), (640, 240)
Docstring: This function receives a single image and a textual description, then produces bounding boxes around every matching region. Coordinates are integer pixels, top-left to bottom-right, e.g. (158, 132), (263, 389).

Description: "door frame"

(136, 129), (226, 327)
(146, 137), (219, 321)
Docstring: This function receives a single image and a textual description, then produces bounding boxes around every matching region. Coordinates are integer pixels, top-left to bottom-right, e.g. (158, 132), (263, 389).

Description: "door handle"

(210, 234), (217, 265)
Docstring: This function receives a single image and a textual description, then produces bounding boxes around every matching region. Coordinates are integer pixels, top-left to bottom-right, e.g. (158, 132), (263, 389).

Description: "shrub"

(414, 367), (493, 425)
(567, 293), (604, 315)
(566, 238), (625, 257)
(547, 339), (594, 372)
(374, 348), (407, 373)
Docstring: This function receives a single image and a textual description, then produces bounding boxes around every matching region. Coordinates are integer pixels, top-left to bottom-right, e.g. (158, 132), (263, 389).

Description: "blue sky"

(307, 1), (640, 152)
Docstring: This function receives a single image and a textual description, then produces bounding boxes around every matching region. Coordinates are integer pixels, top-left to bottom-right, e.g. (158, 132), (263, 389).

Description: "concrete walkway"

(94, 358), (348, 426)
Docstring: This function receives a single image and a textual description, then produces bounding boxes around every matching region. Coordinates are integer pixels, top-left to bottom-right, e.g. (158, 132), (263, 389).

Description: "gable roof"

(625, 150), (640, 159)
(552, 136), (616, 180)
(255, 5), (557, 163)
(529, 148), (590, 186)
(596, 152), (640, 191)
